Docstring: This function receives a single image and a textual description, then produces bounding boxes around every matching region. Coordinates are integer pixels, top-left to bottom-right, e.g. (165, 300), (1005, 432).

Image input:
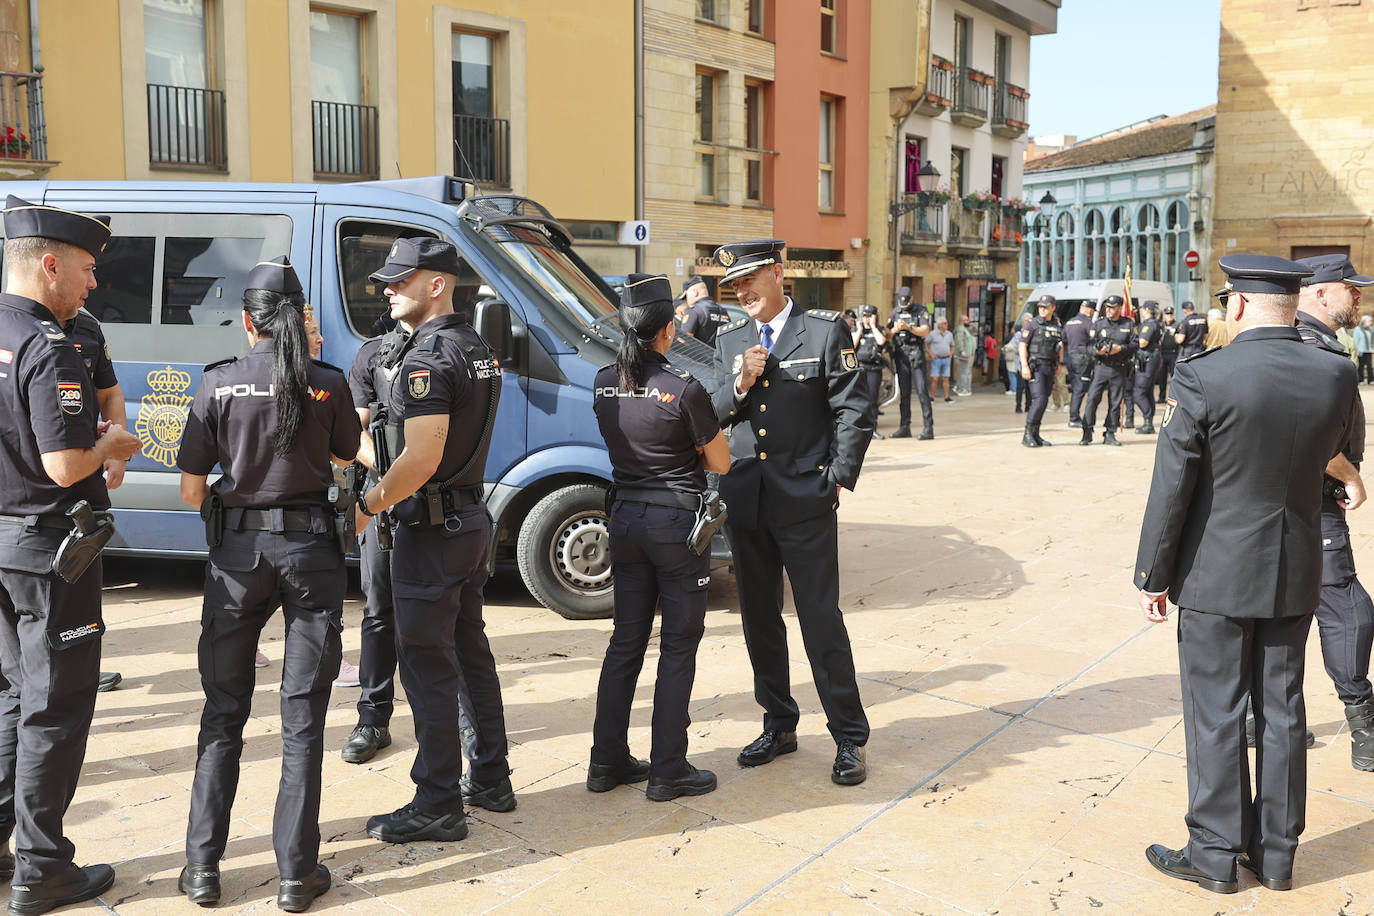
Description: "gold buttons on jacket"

(759, 452), (768, 460)
(798, 373), (806, 380)
(759, 428), (767, 436)
(759, 404), (767, 412)
(762, 380), (770, 388)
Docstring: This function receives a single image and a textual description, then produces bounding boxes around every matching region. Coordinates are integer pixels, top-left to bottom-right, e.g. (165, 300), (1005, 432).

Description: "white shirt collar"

(754, 297), (794, 340)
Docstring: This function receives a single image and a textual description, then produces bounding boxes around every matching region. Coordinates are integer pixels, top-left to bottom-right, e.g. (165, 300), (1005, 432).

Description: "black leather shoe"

(1244, 713), (1315, 749)
(96, 672), (121, 692)
(917, 429), (934, 440)
(1144, 844), (1237, 894)
(1103, 431), (1122, 446)
(586, 756), (651, 792)
(366, 804), (468, 844)
(738, 729), (798, 767)
(890, 427), (912, 439)
(8, 863), (117, 915)
(460, 774), (516, 812)
(277, 864), (331, 913)
(341, 724), (391, 764)
(1079, 430), (1093, 445)
(646, 764), (717, 801)
(1068, 419), (1082, 428)
(1238, 855), (1292, 891)
(832, 740), (867, 785)
(1022, 429), (1040, 448)
(1136, 424), (1156, 435)
(178, 862), (220, 906)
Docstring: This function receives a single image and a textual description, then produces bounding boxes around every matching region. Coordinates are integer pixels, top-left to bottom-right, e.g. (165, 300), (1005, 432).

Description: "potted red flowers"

(0, 125), (31, 158)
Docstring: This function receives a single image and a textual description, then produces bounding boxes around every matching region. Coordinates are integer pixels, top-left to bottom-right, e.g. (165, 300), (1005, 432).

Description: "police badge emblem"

(732, 353), (743, 375)
(1162, 397), (1177, 427)
(408, 369), (431, 398)
(719, 249), (736, 267)
(841, 348), (858, 371)
(389, 242), (400, 259)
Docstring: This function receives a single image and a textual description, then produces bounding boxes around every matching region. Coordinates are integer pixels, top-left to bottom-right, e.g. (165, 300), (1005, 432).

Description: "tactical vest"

(1027, 317), (1062, 364)
(856, 329), (883, 366)
(694, 302), (729, 347)
(368, 326), (415, 475)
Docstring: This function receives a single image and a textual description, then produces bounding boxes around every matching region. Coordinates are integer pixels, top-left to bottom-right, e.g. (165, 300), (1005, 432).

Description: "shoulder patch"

(718, 318), (750, 335)
(203, 356), (238, 372)
(666, 365), (693, 380)
(806, 308), (840, 322)
(1179, 345), (1222, 363)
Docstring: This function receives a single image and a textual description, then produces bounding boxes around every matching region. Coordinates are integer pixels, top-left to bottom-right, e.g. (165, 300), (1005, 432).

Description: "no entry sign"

(1184, 250), (1201, 269)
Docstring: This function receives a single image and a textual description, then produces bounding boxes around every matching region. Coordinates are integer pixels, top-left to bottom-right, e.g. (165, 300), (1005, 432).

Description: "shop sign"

(959, 256), (996, 279)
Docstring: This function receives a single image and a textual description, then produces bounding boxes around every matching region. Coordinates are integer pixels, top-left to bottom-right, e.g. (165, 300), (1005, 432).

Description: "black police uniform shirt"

(888, 304), (930, 349)
(1062, 313), (1092, 353)
(1092, 315), (1138, 365)
(1022, 315), (1063, 364)
(348, 335), (385, 410)
(1159, 321), (1179, 354)
(63, 309), (118, 391)
(680, 299), (728, 347)
(1297, 311), (1367, 476)
(177, 340), (360, 506)
(1180, 313), (1208, 349)
(1137, 318), (1161, 354)
(593, 352), (718, 493)
(392, 313), (501, 488)
(0, 293), (108, 515)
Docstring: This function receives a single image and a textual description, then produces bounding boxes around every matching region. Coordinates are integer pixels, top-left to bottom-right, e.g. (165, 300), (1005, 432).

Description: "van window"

(88, 237), (157, 324)
(163, 237), (263, 329)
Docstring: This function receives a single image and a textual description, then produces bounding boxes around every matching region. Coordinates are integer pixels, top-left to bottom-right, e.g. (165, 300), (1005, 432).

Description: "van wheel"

(516, 484), (614, 619)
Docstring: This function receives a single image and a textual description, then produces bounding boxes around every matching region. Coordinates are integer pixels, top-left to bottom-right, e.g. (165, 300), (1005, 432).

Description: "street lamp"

(889, 162), (943, 219)
(1038, 190), (1057, 218)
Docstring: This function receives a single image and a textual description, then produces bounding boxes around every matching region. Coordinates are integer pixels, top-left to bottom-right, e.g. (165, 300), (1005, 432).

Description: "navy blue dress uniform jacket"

(1135, 326), (1359, 618)
(709, 304), (875, 528)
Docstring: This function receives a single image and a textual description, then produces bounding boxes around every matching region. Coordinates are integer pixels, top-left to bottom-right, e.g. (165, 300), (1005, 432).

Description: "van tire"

(516, 484), (614, 619)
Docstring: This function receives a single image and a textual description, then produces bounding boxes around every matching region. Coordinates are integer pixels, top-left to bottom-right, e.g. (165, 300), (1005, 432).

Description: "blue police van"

(0, 176), (724, 619)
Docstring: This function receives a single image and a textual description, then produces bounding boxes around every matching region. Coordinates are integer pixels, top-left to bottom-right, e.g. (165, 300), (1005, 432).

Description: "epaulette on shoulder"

(718, 317), (750, 335)
(1179, 345), (1221, 363)
(807, 308), (840, 322)
(666, 365), (693, 381)
(311, 357), (344, 374)
(204, 356), (238, 372)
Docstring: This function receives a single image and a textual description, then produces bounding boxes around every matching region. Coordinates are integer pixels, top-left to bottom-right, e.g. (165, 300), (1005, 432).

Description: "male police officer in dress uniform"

(887, 286), (933, 439)
(0, 197), (141, 912)
(1018, 294), (1062, 448)
(354, 238), (514, 843)
(1136, 254), (1359, 895)
(1176, 300), (1209, 360)
(1157, 305), (1179, 403)
(678, 276), (728, 347)
(707, 239), (876, 785)
(1062, 300), (1095, 428)
(1293, 253), (1374, 771)
(1130, 302), (1163, 435)
(854, 305), (887, 440)
(1081, 295), (1137, 446)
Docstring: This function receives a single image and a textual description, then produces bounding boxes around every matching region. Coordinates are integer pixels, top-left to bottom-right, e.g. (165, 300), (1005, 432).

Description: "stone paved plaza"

(71, 387), (1374, 914)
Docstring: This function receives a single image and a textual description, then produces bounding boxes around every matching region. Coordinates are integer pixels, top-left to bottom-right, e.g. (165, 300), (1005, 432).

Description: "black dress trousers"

(892, 347), (933, 434)
(1067, 353), (1090, 423)
(1026, 362), (1055, 427)
(1132, 354), (1161, 425)
(1084, 363), (1129, 433)
(1315, 508), (1374, 705)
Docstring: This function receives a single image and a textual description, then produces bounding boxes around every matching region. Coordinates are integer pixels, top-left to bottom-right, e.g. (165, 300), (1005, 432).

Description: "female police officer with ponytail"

(588, 274), (730, 802)
(175, 257), (360, 913)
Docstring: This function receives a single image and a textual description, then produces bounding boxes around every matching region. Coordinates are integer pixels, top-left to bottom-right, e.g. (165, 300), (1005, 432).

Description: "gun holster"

(52, 500), (115, 584)
(686, 490), (727, 557)
(201, 493), (224, 547)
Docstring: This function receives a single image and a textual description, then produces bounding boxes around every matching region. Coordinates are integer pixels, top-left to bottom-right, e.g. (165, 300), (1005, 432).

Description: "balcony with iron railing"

(0, 69), (52, 177)
(453, 114), (510, 188)
(950, 67), (989, 128)
(913, 58), (953, 118)
(313, 100), (379, 180)
(992, 82), (1030, 138)
(947, 199), (988, 253)
(896, 193), (945, 252)
(147, 83), (226, 170)
(990, 209), (1025, 251)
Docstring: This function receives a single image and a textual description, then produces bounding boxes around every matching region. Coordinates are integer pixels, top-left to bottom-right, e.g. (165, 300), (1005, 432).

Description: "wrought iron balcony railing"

(0, 70), (47, 161)
(147, 83), (226, 170)
(453, 114), (510, 188)
(313, 99), (379, 180)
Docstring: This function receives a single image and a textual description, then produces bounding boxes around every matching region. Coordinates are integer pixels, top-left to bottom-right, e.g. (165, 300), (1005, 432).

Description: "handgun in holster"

(687, 490), (728, 557)
(367, 410), (399, 551)
(53, 500), (115, 584)
(201, 492), (224, 547)
(330, 463), (363, 556)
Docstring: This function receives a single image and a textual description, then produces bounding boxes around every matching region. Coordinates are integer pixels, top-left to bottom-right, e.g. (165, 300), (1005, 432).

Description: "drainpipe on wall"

(634, 0), (645, 274)
(27, 0), (39, 71)
(889, 0), (933, 310)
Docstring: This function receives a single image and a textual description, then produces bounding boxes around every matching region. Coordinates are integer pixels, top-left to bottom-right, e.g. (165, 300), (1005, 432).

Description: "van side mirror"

(475, 299), (515, 364)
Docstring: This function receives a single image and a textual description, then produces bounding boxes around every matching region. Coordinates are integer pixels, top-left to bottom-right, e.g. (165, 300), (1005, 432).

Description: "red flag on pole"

(1122, 253), (1135, 321)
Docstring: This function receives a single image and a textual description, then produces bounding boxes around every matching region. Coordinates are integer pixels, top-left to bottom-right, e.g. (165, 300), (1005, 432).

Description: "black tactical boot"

(1022, 426), (1040, 447)
(1079, 428), (1093, 446)
(1103, 430), (1122, 446)
(1033, 425), (1052, 447)
(1346, 699), (1374, 771)
(890, 426), (912, 439)
(1137, 423), (1156, 435)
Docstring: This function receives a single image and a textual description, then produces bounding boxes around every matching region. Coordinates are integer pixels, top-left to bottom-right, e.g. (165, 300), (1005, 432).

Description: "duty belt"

(611, 486), (703, 511)
(229, 507), (329, 533)
(0, 511), (95, 532)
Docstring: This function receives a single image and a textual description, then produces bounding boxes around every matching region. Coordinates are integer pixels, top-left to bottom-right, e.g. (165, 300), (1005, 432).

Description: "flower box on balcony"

(968, 69), (994, 86)
(1008, 85), (1030, 100)
(931, 55), (954, 71)
(1005, 118), (1029, 132)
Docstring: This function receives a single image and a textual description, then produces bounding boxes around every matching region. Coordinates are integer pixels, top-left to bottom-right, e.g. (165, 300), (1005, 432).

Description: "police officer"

(1062, 299), (1095, 428)
(1293, 253), (1374, 771)
(0, 197), (139, 912)
(176, 257), (359, 912)
(354, 238), (513, 843)
(1017, 294), (1062, 447)
(854, 304), (887, 440)
(677, 276), (728, 347)
(887, 286), (933, 439)
(1131, 301), (1163, 435)
(1081, 295), (1137, 446)
(1157, 305), (1178, 403)
(708, 239), (876, 786)
(1175, 300), (1208, 359)
(588, 274), (730, 801)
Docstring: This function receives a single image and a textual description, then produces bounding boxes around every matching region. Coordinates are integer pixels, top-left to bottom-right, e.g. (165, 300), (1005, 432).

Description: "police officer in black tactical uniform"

(677, 276), (729, 347)
(854, 304), (887, 440)
(708, 239), (876, 786)
(588, 274), (730, 801)
(0, 197), (140, 914)
(1017, 294), (1062, 448)
(176, 257), (359, 912)
(353, 238), (513, 843)
(1175, 300), (1208, 359)
(1080, 295), (1137, 447)
(887, 286), (933, 439)
(1130, 301), (1163, 435)
(1292, 253), (1374, 772)
(1157, 305), (1178, 404)
(1062, 299), (1095, 429)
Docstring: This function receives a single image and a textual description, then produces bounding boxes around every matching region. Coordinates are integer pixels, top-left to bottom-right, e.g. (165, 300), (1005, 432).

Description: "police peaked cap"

(369, 236), (463, 283)
(620, 273), (674, 310)
(1102, 295), (1124, 307)
(1295, 253), (1374, 288)
(714, 239), (785, 284)
(1036, 294), (1057, 307)
(2, 195), (111, 258)
(860, 304), (878, 315)
(247, 256), (303, 296)
(1213, 253), (1313, 300)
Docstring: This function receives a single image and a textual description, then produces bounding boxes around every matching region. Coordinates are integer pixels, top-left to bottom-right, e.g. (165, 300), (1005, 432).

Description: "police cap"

(681, 275), (706, 293)
(1295, 253), (1374, 288)
(246, 256), (303, 296)
(1036, 294), (1056, 308)
(369, 236), (463, 283)
(1213, 253), (1313, 300)
(714, 239), (785, 284)
(2, 195), (111, 258)
(620, 273), (673, 310)
(1162, 306), (1175, 314)
(1102, 295), (1124, 308)
(860, 304), (878, 316)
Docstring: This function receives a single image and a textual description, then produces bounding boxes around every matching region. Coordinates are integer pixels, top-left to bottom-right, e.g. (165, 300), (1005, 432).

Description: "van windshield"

(486, 225), (617, 330)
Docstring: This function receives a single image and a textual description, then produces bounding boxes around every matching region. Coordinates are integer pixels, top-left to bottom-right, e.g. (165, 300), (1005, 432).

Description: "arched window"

(1165, 201), (1191, 285)
(1134, 204), (1162, 280)
(1109, 206), (1130, 276)
(1082, 209), (1104, 279)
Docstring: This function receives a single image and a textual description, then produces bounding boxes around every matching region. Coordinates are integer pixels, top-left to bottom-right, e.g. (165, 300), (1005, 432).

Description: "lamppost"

(1037, 190), (1057, 218)
(889, 161), (942, 309)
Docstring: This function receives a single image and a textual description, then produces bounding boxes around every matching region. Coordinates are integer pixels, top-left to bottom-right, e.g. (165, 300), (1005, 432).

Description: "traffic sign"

(1184, 249), (1200, 269)
(618, 221), (651, 246)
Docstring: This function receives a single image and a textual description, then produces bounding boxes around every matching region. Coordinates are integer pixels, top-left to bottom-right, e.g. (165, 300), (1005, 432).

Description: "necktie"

(760, 324), (774, 353)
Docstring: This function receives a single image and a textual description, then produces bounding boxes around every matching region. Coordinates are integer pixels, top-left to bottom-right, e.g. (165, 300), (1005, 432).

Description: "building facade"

(1213, 0), (1374, 290)
(867, 0), (1057, 337)
(1021, 107), (1216, 312)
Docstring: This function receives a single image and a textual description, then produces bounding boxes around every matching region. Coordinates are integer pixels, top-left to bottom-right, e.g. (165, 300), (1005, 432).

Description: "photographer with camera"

(1080, 294), (1137, 446)
(855, 305), (888, 440)
(886, 286), (934, 439)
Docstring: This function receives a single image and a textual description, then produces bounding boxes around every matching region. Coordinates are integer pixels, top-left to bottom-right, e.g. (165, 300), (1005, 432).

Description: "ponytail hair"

(243, 288), (310, 457)
(615, 274), (676, 390)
